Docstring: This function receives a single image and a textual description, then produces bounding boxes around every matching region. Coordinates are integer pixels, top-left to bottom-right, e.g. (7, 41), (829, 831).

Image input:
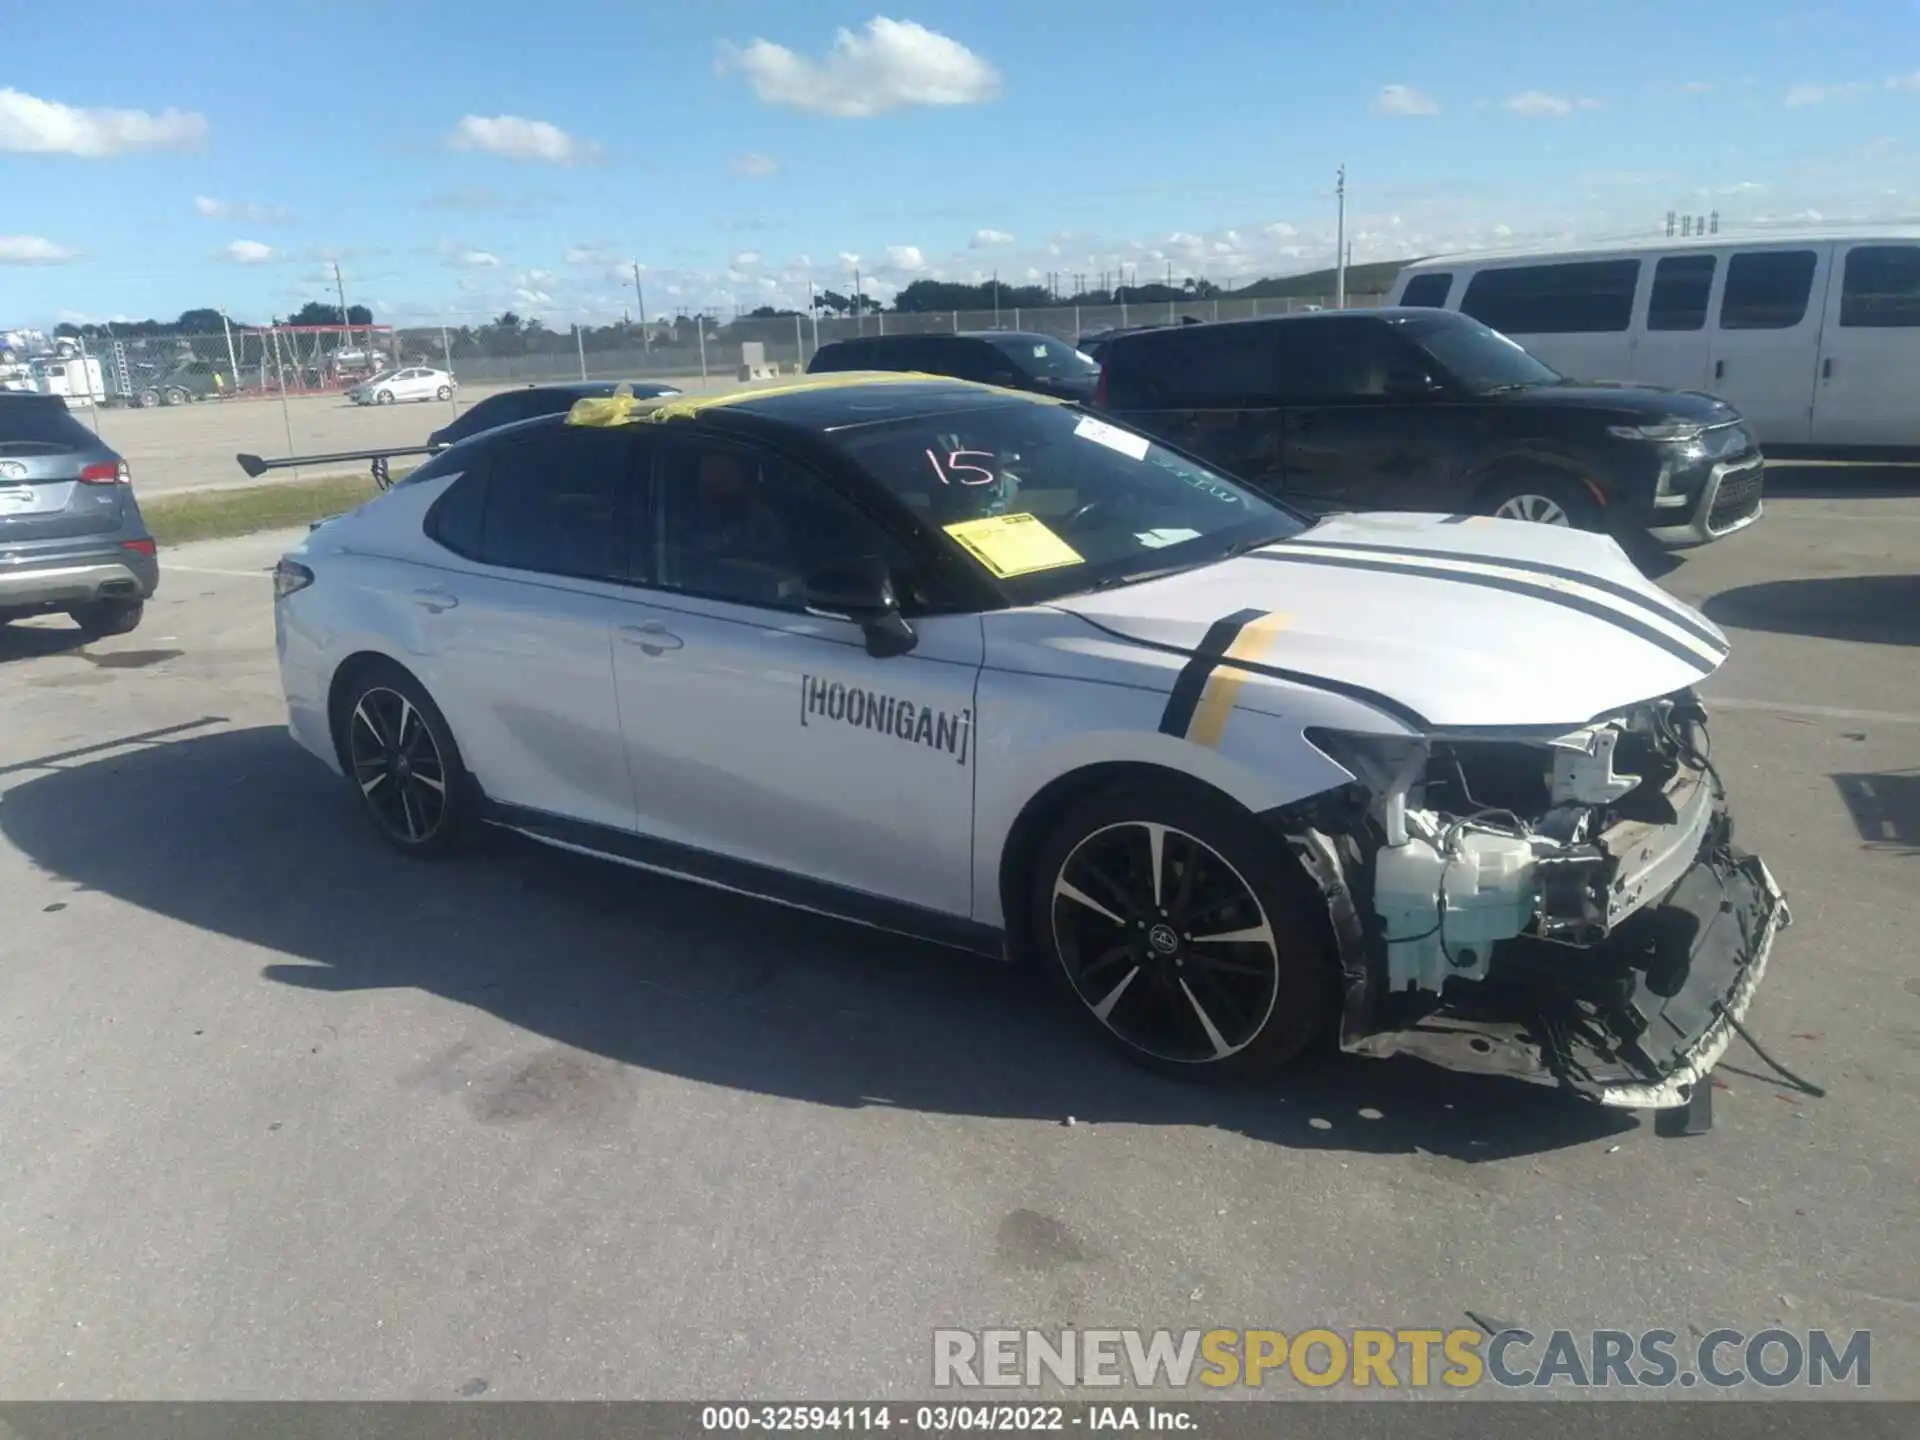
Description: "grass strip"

(143, 473), (385, 546)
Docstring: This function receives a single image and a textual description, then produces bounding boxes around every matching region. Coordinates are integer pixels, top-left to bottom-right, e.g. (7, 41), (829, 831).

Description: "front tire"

(68, 598), (143, 638)
(337, 663), (471, 856)
(163, 387), (189, 406)
(1031, 779), (1334, 1082)
(1476, 472), (1602, 530)
(375, 389), (394, 406)
(435, 384), (452, 401)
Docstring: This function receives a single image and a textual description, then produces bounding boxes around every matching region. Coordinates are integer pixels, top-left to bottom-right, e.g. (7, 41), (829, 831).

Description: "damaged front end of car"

(1274, 693), (1791, 1109)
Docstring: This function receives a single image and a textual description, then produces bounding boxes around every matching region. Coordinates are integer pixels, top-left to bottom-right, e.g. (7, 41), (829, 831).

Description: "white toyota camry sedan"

(272, 374), (1789, 1109)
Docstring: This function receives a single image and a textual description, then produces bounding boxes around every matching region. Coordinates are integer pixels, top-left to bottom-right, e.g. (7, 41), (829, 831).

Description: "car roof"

(1104, 307), (1430, 351)
(819, 330), (1053, 347)
(1402, 223), (1920, 270)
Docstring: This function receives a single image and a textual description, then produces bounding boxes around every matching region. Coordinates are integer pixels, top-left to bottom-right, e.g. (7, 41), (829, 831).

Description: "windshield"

(987, 334), (1101, 381)
(1387, 311), (1563, 394)
(830, 398), (1308, 604)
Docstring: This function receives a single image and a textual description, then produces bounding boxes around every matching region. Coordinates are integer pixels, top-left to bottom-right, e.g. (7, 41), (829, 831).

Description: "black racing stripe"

(1284, 536), (1729, 656)
(1440, 513), (1473, 525)
(1248, 550), (1718, 675)
(1157, 607), (1265, 737)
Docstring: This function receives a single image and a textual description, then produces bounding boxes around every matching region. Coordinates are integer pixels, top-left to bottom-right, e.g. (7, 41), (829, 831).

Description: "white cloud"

(520, 268), (558, 285)
(883, 244), (927, 272)
(729, 151), (780, 178)
(194, 194), (288, 223)
(969, 228), (1015, 248)
(837, 251), (862, 268)
(447, 114), (597, 165)
(1681, 81), (1714, 93)
(1785, 81), (1872, 107)
(1374, 84), (1439, 116)
(1577, 97), (1604, 110)
(716, 17), (1001, 118)
(1887, 71), (1920, 92)
(513, 288), (552, 309)
(1504, 90), (1576, 117)
(0, 87), (206, 156)
(566, 246), (611, 265)
(457, 250), (501, 267)
(221, 239), (275, 264)
(0, 234), (77, 264)
(731, 250), (762, 267)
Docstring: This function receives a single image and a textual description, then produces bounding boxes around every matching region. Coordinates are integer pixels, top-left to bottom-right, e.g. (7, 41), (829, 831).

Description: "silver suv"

(0, 393), (158, 638)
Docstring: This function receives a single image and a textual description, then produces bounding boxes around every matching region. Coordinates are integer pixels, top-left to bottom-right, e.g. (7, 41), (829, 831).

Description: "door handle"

(1714, 359), (1725, 381)
(1822, 357), (1833, 380)
(411, 587), (458, 613)
(617, 621), (683, 655)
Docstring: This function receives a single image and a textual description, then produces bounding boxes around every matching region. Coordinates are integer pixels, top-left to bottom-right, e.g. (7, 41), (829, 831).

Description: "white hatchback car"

(273, 375), (1789, 1111)
(349, 367), (455, 406)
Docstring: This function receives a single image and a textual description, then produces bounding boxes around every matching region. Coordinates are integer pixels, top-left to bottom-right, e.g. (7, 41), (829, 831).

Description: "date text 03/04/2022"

(700, 1405), (1192, 1432)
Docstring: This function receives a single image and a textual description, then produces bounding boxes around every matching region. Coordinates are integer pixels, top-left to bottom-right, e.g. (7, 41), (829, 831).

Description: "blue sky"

(3, 0), (1917, 329)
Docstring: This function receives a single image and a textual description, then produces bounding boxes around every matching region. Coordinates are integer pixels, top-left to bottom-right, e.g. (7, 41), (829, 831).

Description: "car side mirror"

(804, 558), (918, 658)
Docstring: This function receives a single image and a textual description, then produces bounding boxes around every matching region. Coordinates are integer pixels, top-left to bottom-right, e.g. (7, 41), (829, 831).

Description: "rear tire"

(1475, 472), (1602, 530)
(1030, 778), (1335, 1083)
(137, 389), (161, 409)
(335, 661), (472, 857)
(163, 387), (189, 406)
(68, 598), (144, 639)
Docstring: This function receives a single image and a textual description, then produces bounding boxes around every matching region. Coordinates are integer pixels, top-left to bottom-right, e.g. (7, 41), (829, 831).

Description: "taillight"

(273, 559), (315, 599)
(80, 460), (130, 485)
(121, 538), (157, 557)
(1092, 366), (1108, 409)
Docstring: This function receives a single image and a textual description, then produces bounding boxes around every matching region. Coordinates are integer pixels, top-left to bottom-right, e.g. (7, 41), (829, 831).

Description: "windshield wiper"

(1480, 381), (1543, 394)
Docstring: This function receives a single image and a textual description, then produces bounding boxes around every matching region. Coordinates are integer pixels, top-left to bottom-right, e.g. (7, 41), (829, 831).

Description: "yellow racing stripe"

(1184, 611), (1293, 749)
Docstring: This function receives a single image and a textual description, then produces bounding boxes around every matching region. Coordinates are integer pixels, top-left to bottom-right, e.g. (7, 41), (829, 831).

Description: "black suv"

(1094, 308), (1764, 547)
(808, 330), (1101, 402)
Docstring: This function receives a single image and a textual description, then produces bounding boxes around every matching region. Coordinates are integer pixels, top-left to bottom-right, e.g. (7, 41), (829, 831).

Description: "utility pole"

(993, 269), (1000, 327)
(853, 267), (862, 335)
(219, 309), (239, 390)
(1334, 163), (1348, 310)
(333, 261), (352, 356)
(633, 263), (648, 352)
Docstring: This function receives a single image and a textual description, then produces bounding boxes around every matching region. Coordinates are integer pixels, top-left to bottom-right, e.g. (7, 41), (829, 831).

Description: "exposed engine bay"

(1289, 692), (1791, 1109)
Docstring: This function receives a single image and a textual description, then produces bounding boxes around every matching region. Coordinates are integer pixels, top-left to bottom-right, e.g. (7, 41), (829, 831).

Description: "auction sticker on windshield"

(944, 512), (1085, 577)
(1074, 415), (1151, 461)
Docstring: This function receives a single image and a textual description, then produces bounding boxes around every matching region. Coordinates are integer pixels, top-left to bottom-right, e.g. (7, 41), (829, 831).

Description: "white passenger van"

(1385, 228), (1920, 451)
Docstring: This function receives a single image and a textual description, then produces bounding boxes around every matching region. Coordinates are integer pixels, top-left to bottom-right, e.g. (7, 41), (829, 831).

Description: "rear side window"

(1647, 255), (1716, 331)
(443, 429), (636, 580)
(1839, 245), (1920, 327)
(1271, 319), (1421, 402)
(1105, 325), (1281, 408)
(1398, 272), (1452, 307)
(1460, 260), (1641, 334)
(1719, 250), (1817, 330)
(0, 397), (98, 450)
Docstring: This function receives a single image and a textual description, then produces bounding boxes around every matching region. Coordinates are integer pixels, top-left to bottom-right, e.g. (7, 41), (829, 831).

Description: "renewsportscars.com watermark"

(933, 1327), (1873, 1391)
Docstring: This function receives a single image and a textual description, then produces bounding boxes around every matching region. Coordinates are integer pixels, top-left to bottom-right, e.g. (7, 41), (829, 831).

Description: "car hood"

(1492, 382), (1741, 424)
(1048, 512), (1730, 730)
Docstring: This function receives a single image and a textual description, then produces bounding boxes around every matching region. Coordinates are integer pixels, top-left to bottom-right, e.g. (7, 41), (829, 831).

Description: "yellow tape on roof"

(565, 369), (1062, 429)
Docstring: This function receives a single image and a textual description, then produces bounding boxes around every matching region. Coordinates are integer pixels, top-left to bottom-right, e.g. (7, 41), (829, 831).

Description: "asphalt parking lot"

(0, 467), (1916, 1402)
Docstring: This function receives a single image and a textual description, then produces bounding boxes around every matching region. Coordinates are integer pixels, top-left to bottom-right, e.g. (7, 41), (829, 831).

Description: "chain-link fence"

(401, 293), (1388, 388)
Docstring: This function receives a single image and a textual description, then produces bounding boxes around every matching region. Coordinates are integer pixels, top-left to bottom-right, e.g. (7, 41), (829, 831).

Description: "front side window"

(1647, 254), (1716, 331)
(1385, 311), (1563, 394)
(1839, 245), (1920, 327)
(1719, 250), (1817, 330)
(829, 396), (1306, 605)
(473, 429), (634, 580)
(653, 440), (913, 612)
(1459, 259), (1641, 334)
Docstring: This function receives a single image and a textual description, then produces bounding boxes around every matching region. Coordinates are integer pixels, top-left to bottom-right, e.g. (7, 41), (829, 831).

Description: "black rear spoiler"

(235, 443), (442, 480)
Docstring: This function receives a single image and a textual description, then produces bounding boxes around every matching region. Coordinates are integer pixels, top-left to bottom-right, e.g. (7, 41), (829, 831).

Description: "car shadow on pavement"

(0, 725), (1636, 1162)
(1703, 574), (1920, 646)
(1763, 462), (1920, 500)
(0, 619), (93, 661)
(1831, 771), (1920, 857)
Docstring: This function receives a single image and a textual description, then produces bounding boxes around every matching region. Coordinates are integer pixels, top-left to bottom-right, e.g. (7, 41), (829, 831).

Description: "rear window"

(1839, 245), (1920, 328)
(809, 341), (876, 373)
(1459, 259), (1641, 334)
(1398, 272), (1453, 307)
(1718, 250), (1817, 330)
(0, 396), (98, 451)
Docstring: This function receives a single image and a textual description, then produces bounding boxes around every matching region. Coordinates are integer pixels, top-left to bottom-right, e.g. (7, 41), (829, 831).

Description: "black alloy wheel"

(1034, 782), (1333, 1080)
(345, 682), (455, 850)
